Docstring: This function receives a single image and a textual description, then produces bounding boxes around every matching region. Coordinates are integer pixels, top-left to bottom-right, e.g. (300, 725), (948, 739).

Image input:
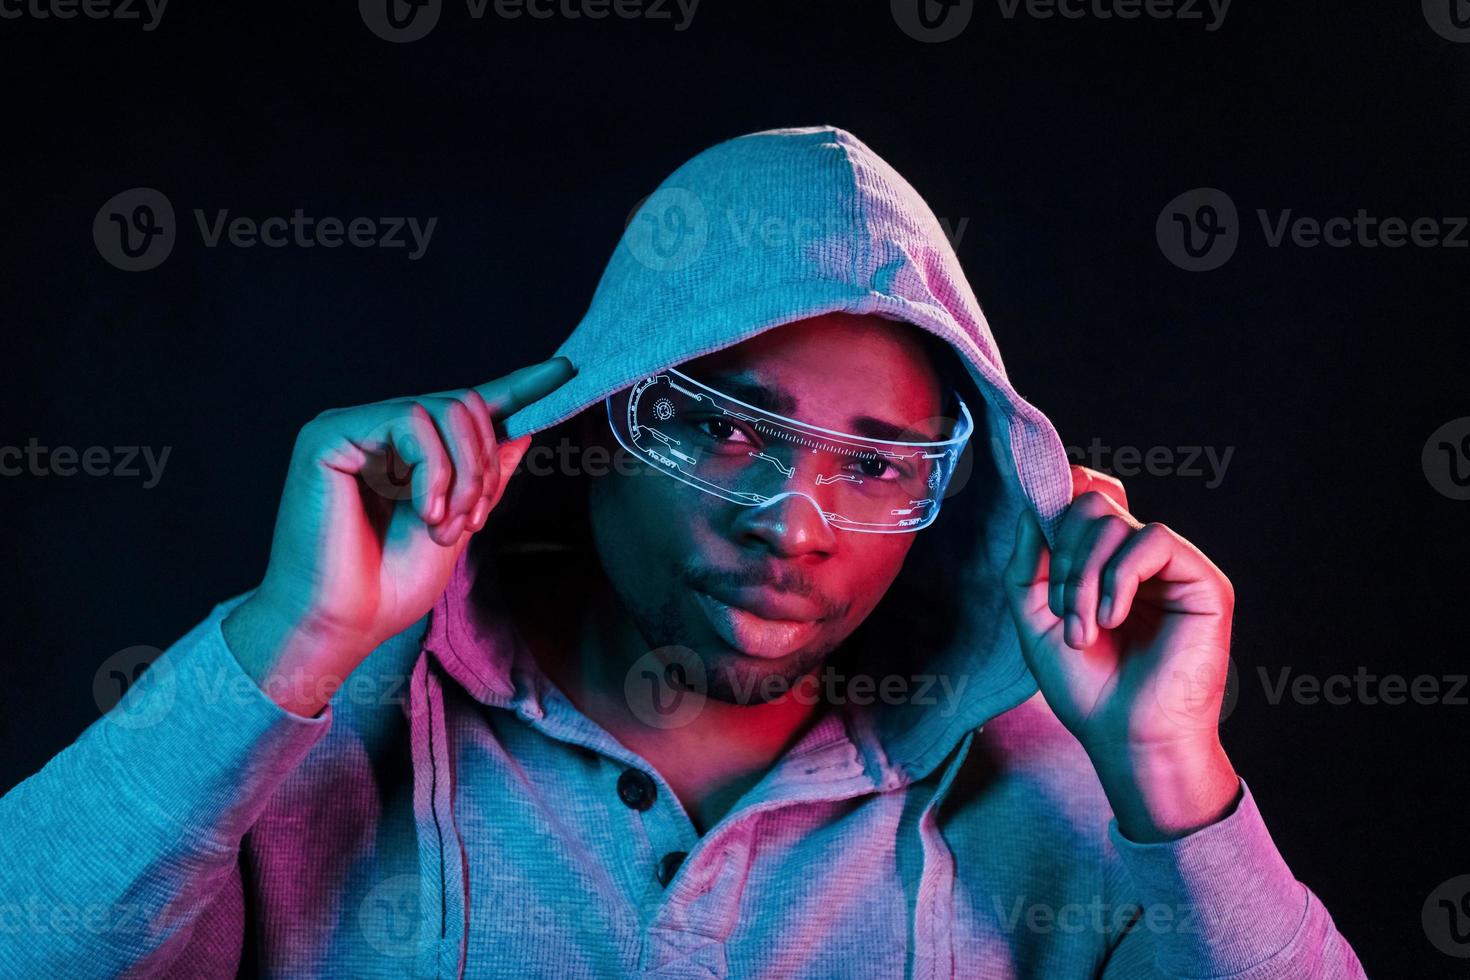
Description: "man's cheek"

(849, 541), (911, 593)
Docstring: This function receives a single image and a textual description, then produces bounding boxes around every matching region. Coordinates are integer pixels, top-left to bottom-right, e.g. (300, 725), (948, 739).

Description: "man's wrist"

(1086, 737), (1240, 844)
(222, 594), (366, 719)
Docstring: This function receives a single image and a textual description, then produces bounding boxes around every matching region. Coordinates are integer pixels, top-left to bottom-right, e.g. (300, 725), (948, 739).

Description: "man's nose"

(730, 491), (838, 558)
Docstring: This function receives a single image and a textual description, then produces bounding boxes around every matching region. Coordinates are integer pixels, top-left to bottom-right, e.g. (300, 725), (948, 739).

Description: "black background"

(1, 2), (1466, 975)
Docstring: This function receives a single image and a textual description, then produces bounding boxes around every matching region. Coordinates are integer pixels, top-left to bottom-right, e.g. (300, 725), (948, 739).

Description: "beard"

(617, 573), (849, 707)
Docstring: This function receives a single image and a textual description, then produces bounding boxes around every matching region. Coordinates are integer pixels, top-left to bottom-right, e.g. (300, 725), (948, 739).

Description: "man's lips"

(696, 584), (825, 623)
(691, 586), (825, 659)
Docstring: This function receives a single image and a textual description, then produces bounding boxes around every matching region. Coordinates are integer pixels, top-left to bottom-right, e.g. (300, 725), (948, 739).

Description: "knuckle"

(457, 461), (486, 490)
(301, 408), (339, 433)
(294, 412), (337, 453)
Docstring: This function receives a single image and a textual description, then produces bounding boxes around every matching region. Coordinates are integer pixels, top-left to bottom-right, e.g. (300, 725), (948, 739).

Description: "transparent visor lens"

(605, 369), (974, 533)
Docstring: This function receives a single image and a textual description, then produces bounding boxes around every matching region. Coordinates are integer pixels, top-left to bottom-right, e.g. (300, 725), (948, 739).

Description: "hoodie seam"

(829, 129), (872, 291)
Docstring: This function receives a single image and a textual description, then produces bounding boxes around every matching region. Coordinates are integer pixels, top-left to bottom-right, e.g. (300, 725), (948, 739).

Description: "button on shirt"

(448, 652), (907, 978)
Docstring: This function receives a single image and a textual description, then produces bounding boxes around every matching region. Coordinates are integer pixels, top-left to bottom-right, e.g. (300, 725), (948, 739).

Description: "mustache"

(681, 559), (849, 620)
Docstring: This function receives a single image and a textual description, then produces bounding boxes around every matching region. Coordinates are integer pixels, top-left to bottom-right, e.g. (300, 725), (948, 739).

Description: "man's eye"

(850, 456), (900, 481)
(698, 418), (754, 444)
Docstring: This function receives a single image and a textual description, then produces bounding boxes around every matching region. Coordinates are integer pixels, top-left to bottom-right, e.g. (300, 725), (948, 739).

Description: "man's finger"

(474, 356), (577, 420)
(1062, 515), (1135, 649)
(1071, 463), (1128, 512)
(1098, 524), (1180, 628)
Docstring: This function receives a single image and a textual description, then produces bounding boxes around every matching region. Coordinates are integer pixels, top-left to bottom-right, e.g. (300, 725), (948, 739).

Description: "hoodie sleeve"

(1097, 778), (1366, 979)
(0, 594), (333, 978)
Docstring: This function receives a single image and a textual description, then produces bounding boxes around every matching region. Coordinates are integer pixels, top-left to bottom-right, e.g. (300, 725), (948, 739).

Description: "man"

(0, 126), (1364, 977)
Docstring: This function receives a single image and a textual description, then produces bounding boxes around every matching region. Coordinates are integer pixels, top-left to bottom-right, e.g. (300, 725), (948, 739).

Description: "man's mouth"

(691, 586), (823, 660)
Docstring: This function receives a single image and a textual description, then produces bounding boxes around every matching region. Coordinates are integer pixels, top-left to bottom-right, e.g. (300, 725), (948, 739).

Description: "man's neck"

(502, 553), (827, 835)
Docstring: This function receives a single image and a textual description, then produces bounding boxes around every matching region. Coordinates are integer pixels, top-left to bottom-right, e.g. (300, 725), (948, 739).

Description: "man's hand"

(1003, 464), (1240, 842)
(223, 356), (576, 717)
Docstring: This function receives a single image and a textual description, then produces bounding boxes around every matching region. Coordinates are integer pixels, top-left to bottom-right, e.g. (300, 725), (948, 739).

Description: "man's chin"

(698, 645), (827, 707)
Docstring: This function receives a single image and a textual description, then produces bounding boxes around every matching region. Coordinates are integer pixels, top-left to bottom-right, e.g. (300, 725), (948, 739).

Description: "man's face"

(583, 312), (947, 705)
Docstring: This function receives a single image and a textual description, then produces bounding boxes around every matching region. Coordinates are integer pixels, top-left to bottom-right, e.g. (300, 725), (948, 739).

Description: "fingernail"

(428, 495), (444, 523)
(438, 514), (466, 542)
(1098, 596), (1112, 627)
(470, 500), (490, 527)
(1066, 613), (1084, 648)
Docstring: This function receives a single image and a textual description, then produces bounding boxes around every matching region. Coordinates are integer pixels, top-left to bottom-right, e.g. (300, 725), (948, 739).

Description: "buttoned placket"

(502, 681), (887, 978)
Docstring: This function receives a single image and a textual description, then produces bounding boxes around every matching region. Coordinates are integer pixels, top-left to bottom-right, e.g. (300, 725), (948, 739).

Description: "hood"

(486, 124), (1074, 784)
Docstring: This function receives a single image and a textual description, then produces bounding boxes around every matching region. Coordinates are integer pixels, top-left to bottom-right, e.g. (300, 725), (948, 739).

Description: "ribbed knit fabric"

(0, 127), (1365, 979)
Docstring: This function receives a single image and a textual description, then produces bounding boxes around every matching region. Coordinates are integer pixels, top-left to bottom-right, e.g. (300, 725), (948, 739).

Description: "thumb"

(489, 434), (534, 508)
(1004, 509), (1062, 656)
(1004, 508), (1050, 593)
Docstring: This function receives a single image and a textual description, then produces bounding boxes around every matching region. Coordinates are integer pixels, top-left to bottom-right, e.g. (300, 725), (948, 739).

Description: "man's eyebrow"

(695, 374), (800, 416)
(846, 415), (943, 443)
(696, 372), (943, 442)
